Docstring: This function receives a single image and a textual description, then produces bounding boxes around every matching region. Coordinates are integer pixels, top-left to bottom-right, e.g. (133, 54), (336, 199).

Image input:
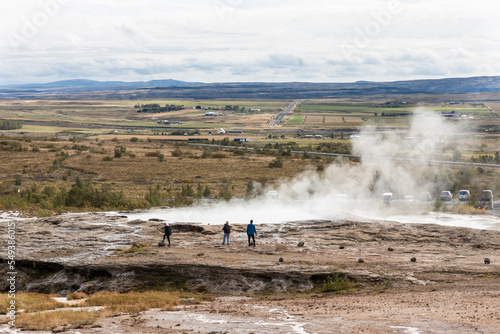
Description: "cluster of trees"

(0, 120), (22, 130)
(471, 152), (500, 164)
(225, 105), (246, 112)
(135, 104), (185, 113)
(380, 112), (414, 117)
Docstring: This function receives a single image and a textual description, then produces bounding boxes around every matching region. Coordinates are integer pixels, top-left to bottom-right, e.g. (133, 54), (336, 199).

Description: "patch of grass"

(123, 242), (147, 254)
(450, 204), (488, 215)
(84, 291), (179, 315)
(67, 292), (89, 300)
(16, 310), (98, 331)
(285, 115), (305, 125)
(318, 273), (356, 294)
(374, 279), (393, 292)
(0, 292), (64, 313)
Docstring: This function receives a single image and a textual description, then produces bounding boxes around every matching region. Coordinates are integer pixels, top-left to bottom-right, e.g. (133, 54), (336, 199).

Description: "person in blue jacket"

(246, 219), (257, 247)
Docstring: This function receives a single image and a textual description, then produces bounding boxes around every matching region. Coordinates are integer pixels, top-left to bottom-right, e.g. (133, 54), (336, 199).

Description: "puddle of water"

(389, 326), (421, 334)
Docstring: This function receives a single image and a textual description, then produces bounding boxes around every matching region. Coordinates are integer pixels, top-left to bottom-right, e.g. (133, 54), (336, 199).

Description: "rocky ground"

(1, 212), (500, 333)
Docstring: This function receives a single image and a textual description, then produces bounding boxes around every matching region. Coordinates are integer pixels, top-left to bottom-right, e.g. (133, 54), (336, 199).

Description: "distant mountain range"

(1, 76), (500, 99)
(0, 79), (201, 90)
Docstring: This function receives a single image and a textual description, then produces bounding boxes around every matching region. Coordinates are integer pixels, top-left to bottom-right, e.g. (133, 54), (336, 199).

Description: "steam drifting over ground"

(123, 109), (500, 229)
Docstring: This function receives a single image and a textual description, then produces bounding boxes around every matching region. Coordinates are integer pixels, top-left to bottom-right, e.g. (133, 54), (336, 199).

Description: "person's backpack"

(165, 225), (172, 235)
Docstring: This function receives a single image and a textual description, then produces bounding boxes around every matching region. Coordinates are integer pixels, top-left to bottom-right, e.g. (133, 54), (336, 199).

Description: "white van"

(382, 192), (393, 205)
(458, 190), (471, 201)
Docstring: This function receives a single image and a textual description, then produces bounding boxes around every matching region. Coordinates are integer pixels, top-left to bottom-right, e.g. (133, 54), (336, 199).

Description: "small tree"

(268, 157), (283, 168)
(203, 186), (211, 198)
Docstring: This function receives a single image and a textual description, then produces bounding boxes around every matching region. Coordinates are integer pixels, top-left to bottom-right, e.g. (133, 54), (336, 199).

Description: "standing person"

(222, 221), (231, 245)
(161, 222), (172, 247)
(246, 219), (257, 247)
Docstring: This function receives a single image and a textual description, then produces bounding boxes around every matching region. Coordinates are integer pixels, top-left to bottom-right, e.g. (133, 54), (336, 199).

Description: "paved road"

(189, 143), (500, 170)
(270, 100), (302, 127)
(488, 200), (500, 216)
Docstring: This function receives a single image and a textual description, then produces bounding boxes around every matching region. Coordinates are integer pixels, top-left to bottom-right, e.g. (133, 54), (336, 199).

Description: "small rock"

(484, 258), (491, 264)
(388, 247), (394, 251)
(279, 257), (284, 262)
(52, 326), (66, 333)
(411, 257), (417, 262)
(197, 253), (204, 257)
(132, 243), (141, 248)
(158, 241), (165, 247)
(358, 258), (364, 263)
(339, 245), (345, 249)
(297, 242), (305, 247)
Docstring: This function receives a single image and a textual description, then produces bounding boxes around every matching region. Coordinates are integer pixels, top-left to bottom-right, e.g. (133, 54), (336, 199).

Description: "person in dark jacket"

(246, 219), (257, 247)
(222, 221), (231, 245)
(161, 222), (172, 247)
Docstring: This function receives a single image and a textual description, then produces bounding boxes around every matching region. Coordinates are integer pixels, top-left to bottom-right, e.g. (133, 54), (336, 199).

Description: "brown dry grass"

(16, 310), (98, 331)
(67, 292), (89, 300)
(0, 292), (64, 313)
(0, 135), (309, 204)
(84, 291), (179, 315)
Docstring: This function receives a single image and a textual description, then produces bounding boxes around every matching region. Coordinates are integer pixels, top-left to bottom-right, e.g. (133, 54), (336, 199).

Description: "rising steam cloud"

(128, 109), (464, 224)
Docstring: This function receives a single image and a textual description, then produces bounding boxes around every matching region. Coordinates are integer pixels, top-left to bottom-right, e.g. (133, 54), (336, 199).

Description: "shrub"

(212, 152), (227, 159)
(233, 149), (245, 156)
(114, 146), (126, 158)
(130, 137), (139, 142)
(201, 150), (212, 158)
(319, 274), (355, 293)
(172, 148), (183, 157)
(145, 151), (161, 157)
(268, 157), (283, 168)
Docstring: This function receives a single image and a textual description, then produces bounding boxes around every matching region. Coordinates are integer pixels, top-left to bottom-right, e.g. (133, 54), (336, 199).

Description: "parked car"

(382, 192), (393, 205)
(479, 190), (494, 209)
(440, 191), (452, 201)
(458, 190), (471, 201)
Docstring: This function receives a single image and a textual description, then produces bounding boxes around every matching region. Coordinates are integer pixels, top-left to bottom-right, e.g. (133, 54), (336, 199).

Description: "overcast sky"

(1, 0), (500, 85)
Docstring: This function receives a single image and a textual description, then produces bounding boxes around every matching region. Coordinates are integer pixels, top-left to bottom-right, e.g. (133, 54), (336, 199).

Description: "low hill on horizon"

(1, 76), (500, 99)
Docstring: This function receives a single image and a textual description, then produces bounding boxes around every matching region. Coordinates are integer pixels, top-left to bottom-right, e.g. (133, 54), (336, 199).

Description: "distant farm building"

(217, 128), (226, 134)
(226, 130), (243, 134)
(234, 138), (249, 142)
(205, 112), (224, 116)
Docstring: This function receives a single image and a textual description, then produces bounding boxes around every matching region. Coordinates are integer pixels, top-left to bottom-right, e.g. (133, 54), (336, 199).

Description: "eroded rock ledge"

(1, 213), (499, 295)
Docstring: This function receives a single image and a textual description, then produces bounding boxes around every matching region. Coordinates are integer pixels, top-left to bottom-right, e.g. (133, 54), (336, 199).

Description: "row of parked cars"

(439, 189), (493, 201)
(378, 190), (494, 209)
(439, 189), (494, 208)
